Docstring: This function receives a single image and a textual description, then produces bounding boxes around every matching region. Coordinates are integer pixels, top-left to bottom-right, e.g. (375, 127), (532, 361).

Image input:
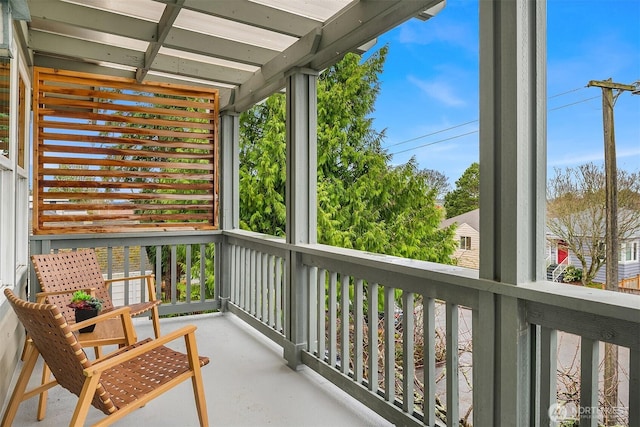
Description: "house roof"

(23, 0), (445, 113)
(546, 207), (640, 239)
(440, 208), (479, 232)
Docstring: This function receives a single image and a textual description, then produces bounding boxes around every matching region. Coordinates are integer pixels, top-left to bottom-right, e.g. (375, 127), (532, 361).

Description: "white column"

(284, 69), (317, 368)
(218, 112), (239, 311)
(219, 112), (239, 231)
(478, 0), (547, 425)
(286, 69), (317, 245)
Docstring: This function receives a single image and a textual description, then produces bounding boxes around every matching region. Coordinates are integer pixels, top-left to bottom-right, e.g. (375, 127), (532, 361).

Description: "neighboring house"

(440, 209), (479, 269)
(617, 239), (640, 282)
(441, 209), (640, 288)
(547, 227), (640, 286)
(546, 207), (640, 286)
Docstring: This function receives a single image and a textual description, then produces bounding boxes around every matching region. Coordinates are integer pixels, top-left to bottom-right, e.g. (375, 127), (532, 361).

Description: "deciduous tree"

(422, 168), (450, 200)
(546, 162), (640, 286)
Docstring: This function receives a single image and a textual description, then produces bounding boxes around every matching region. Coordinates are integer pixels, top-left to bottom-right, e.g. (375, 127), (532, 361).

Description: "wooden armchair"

(1, 289), (209, 427)
(31, 249), (161, 339)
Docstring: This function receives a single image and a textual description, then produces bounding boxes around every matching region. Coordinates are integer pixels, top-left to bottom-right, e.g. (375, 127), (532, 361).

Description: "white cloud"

(396, 17), (477, 55)
(548, 146), (640, 169)
(407, 75), (466, 107)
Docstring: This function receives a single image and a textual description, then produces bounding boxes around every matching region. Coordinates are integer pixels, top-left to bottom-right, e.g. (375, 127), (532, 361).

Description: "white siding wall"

(452, 223), (480, 269)
(0, 32), (31, 409)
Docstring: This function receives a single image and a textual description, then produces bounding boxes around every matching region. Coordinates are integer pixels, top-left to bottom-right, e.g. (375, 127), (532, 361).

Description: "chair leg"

(151, 305), (161, 339)
(20, 334), (29, 361)
(1, 343), (39, 427)
(185, 333), (208, 427)
(37, 363), (52, 420)
(190, 371), (209, 427)
(68, 375), (101, 427)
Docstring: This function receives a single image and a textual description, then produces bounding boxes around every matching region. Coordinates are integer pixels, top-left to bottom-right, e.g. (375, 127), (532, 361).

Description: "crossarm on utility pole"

(587, 80), (635, 92)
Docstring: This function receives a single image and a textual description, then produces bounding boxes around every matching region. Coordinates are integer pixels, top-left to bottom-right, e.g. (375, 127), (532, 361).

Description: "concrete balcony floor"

(4, 312), (392, 427)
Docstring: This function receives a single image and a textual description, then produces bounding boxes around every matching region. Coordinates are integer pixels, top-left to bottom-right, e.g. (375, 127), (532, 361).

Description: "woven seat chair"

(2, 289), (209, 427)
(31, 249), (161, 339)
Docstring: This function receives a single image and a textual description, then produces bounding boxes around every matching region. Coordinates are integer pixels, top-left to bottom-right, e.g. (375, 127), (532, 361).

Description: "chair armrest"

(85, 325), (198, 375)
(36, 288), (97, 303)
(69, 306), (137, 345)
(104, 274), (154, 283)
(104, 274), (158, 302)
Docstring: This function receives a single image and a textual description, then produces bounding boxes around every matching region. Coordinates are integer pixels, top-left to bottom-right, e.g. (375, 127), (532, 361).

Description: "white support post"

(446, 302), (460, 426)
(630, 350), (640, 426)
(285, 69), (318, 245)
(539, 327), (558, 426)
(479, 0), (547, 424)
(580, 338), (599, 427)
(472, 291), (496, 426)
(219, 112), (239, 231)
(283, 69), (318, 369)
(218, 112), (240, 312)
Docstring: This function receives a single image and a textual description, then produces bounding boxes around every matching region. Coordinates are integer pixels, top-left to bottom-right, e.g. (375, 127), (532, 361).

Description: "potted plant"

(68, 290), (103, 332)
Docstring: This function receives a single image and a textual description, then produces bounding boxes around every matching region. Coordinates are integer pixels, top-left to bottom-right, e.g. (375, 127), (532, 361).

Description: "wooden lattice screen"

(33, 67), (218, 234)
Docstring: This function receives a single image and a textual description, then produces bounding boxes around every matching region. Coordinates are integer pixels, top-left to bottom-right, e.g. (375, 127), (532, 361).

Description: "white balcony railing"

(30, 230), (640, 427)
(224, 229), (639, 427)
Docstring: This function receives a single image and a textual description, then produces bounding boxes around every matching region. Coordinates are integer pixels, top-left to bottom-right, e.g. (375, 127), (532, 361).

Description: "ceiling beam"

(26, 0), (444, 113)
(310, 0), (445, 70)
(33, 54), (233, 107)
(153, 0), (320, 38)
(145, 74), (233, 106)
(15, 20), (32, 66)
(163, 28), (280, 67)
(229, 0), (444, 112)
(261, 28), (322, 82)
(29, 30), (145, 68)
(9, 0), (30, 20)
(136, 0), (184, 82)
(151, 54), (254, 85)
(27, 0), (156, 42)
(34, 55), (136, 79)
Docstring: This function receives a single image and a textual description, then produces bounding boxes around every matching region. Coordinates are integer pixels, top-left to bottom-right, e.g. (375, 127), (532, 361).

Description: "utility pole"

(586, 78), (636, 426)
(587, 78), (636, 291)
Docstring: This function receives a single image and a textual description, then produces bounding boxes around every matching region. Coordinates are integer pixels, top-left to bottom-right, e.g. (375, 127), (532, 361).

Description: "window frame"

(460, 236), (472, 251)
(619, 241), (639, 264)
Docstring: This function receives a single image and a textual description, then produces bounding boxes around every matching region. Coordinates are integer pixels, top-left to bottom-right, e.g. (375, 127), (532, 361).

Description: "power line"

(388, 94), (602, 157)
(386, 119), (478, 148)
(386, 86), (590, 152)
(548, 86), (587, 99)
(548, 95), (600, 111)
(392, 130), (478, 155)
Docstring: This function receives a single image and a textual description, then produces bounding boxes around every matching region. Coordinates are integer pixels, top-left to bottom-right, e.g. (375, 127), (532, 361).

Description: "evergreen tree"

(444, 162), (479, 218)
(240, 94), (287, 236)
(239, 47), (456, 263)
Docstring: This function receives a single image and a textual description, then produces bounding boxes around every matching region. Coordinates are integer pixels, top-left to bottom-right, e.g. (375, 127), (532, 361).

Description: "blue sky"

(368, 0), (640, 185)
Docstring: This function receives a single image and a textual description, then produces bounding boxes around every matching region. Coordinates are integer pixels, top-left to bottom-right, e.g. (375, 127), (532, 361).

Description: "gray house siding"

(566, 251), (640, 284)
(594, 260), (640, 284)
(0, 270), (28, 409)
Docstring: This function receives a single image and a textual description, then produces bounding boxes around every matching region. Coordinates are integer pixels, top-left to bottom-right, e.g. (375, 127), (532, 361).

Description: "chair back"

(31, 249), (115, 321)
(4, 289), (117, 415)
